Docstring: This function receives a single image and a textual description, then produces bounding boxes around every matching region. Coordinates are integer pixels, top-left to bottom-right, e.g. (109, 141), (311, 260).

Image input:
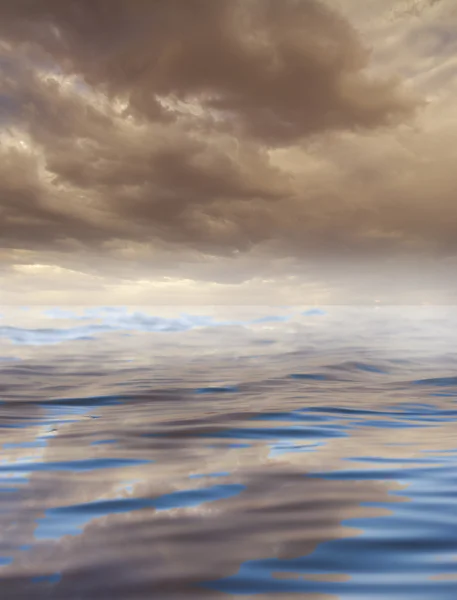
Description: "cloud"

(0, 0), (416, 143)
(0, 0), (456, 303)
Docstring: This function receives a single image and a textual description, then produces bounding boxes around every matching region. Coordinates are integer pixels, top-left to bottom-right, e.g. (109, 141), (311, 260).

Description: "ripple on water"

(0, 457), (152, 474)
(414, 377), (457, 387)
(2, 309), (457, 599)
(34, 484), (246, 540)
(205, 455), (457, 598)
(194, 386), (239, 394)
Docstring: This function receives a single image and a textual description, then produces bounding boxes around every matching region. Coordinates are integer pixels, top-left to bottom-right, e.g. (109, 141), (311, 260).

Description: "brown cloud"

(2, 0), (457, 304)
(0, 0), (417, 143)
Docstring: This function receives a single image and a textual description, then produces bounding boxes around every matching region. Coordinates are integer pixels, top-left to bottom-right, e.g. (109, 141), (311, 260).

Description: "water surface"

(1, 306), (457, 599)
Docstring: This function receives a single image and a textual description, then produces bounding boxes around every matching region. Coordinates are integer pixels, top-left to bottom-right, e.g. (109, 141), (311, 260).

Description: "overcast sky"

(1, 0), (456, 305)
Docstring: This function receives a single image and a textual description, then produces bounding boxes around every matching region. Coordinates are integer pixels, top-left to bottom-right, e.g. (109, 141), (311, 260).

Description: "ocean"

(1, 305), (457, 599)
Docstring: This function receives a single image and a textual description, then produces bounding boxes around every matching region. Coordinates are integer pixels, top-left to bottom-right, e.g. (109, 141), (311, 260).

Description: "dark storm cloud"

(0, 142), (130, 252)
(0, 0), (415, 142)
(2, 0), (456, 302)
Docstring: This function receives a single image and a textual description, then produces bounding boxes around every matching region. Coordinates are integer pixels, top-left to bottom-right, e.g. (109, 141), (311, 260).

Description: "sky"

(1, 0), (457, 305)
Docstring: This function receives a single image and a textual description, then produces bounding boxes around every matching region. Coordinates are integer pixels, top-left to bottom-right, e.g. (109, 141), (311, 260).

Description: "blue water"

(35, 484), (246, 540)
(0, 457), (152, 474)
(205, 455), (457, 598)
(1, 306), (457, 598)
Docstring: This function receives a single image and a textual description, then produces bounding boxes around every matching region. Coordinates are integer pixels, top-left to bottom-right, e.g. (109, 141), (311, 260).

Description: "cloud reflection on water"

(0, 306), (457, 598)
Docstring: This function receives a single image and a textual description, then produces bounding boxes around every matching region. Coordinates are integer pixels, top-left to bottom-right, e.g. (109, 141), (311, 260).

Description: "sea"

(1, 305), (457, 599)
